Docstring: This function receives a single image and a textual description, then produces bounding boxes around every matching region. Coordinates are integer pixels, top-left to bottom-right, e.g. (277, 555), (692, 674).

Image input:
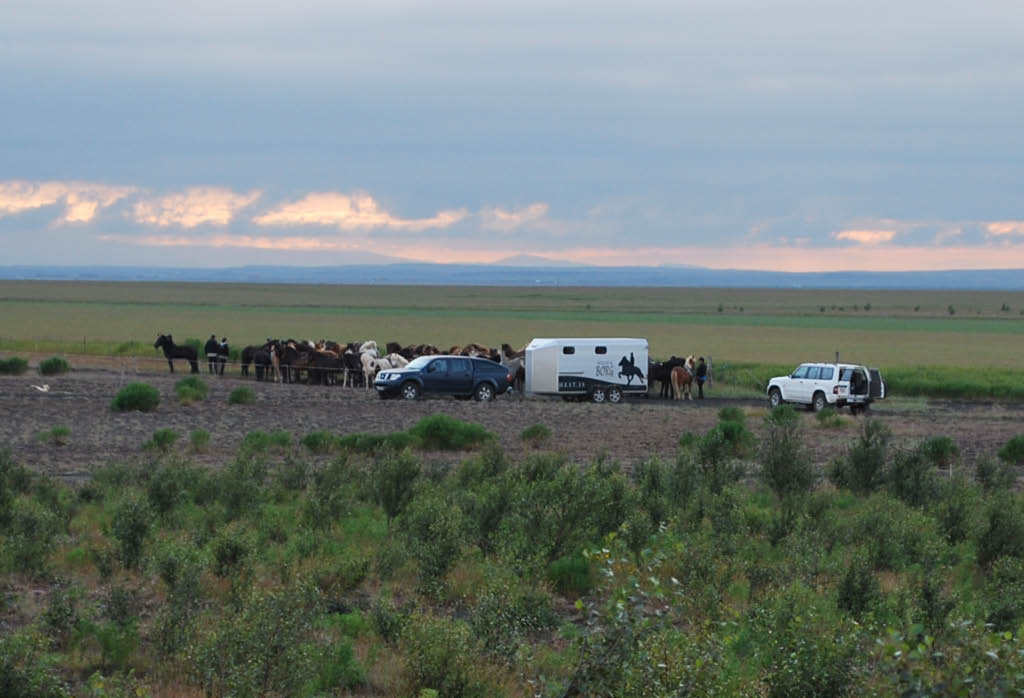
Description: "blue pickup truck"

(375, 355), (513, 401)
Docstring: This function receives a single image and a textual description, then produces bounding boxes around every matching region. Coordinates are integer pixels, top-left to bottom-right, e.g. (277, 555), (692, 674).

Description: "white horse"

(359, 340), (379, 358)
(385, 353), (409, 368)
(361, 351), (390, 388)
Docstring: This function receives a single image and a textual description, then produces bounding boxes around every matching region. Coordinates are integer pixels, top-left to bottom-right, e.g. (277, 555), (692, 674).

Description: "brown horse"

(670, 355), (697, 400)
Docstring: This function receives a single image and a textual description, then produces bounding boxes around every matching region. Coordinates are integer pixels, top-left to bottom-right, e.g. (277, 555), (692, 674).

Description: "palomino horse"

(154, 334), (199, 374)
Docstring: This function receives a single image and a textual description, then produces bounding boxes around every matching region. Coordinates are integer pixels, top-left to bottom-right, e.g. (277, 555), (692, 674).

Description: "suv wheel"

(811, 391), (826, 412)
(607, 386), (623, 404)
(591, 388), (606, 403)
(768, 388), (782, 408)
(400, 381), (421, 400)
(474, 383), (495, 402)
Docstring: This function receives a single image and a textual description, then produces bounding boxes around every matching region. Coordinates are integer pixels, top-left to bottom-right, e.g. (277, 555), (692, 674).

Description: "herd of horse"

(153, 334), (700, 399)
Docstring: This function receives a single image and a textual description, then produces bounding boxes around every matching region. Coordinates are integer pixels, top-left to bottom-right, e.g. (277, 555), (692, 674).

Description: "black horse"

(649, 355), (688, 398)
(154, 334), (199, 374)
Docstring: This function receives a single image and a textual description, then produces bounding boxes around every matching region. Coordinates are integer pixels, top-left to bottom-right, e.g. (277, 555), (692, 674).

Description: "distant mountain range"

(1, 264), (1023, 289)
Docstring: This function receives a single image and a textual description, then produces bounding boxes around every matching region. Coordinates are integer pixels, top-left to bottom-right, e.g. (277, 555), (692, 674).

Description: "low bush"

(38, 356), (70, 376)
(190, 428), (210, 453)
(174, 375), (208, 404)
(520, 423), (553, 446)
(111, 382), (160, 412)
(998, 434), (1024, 465)
(760, 405), (814, 497)
(110, 495), (153, 569)
(408, 414), (495, 451)
(0, 356), (29, 375)
(815, 406), (844, 429)
(548, 552), (594, 596)
(337, 431), (419, 453)
(0, 630), (71, 698)
(830, 419), (889, 493)
(144, 428), (179, 453)
(37, 425), (70, 446)
(302, 430), (338, 454)
(372, 449), (421, 526)
(228, 386), (256, 405)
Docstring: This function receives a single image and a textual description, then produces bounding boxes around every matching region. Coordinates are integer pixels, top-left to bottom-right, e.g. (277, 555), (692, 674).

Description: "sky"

(2, 0), (1024, 271)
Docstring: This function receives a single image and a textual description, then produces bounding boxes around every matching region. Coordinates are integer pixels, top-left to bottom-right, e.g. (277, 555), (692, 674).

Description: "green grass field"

(2, 281), (1023, 397)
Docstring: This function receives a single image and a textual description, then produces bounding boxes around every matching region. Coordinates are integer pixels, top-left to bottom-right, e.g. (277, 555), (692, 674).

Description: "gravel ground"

(2, 368), (1022, 482)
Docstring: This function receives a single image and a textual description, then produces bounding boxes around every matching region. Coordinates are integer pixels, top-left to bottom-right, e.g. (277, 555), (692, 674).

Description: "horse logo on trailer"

(618, 352), (645, 386)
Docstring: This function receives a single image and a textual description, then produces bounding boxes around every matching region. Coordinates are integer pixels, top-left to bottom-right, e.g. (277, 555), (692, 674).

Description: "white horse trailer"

(525, 337), (649, 403)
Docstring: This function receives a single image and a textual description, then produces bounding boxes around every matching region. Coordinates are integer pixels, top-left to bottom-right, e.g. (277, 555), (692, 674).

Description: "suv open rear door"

(869, 368), (885, 399)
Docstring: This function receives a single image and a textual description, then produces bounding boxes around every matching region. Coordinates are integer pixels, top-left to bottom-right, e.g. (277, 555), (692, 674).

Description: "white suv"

(766, 362), (885, 413)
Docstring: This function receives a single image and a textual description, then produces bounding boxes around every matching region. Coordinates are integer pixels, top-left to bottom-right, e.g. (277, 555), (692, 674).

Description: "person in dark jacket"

(696, 356), (707, 398)
(218, 337), (230, 376)
(204, 334), (219, 374)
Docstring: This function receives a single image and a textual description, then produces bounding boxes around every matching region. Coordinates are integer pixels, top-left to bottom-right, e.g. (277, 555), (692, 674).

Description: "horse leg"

(167, 358), (174, 374)
(191, 359), (199, 374)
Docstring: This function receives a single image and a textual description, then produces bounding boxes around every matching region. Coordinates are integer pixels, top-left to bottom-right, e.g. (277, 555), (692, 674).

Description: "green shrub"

(985, 556), (1024, 631)
(696, 426), (745, 494)
(190, 428), (210, 453)
(718, 406), (746, 424)
(144, 427), (179, 453)
(402, 614), (488, 698)
(147, 463), (188, 516)
(547, 552), (594, 596)
(42, 580), (81, 649)
(401, 486), (466, 590)
(999, 434), (1024, 465)
(228, 386), (256, 405)
(37, 425), (70, 446)
(836, 547), (879, 619)
(919, 436), (960, 473)
(760, 405), (814, 498)
(110, 495), (153, 569)
(5, 497), (60, 575)
(0, 629), (71, 698)
(37, 356), (70, 376)
(302, 430), (338, 454)
(829, 418), (889, 493)
(814, 406), (843, 429)
(313, 637), (366, 692)
(407, 414), (495, 450)
(888, 447), (940, 507)
(337, 431), (419, 453)
(520, 423), (552, 446)
(111, 382), (160, 412)
(174, 375), (208, 404)
(0, 356), (29, 375)
(372, 449), (421, 527)
(976, 493), (1024, 568)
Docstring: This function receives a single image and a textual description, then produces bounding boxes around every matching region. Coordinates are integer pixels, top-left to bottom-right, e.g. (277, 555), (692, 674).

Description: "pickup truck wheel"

(591, 388), (607, 403)
(607, 386), (623, 404)
(812, 391), (827, 412)
(474, 383), (495, 402)
(400, 381), (421, 400)
(768, 388), (782, 408)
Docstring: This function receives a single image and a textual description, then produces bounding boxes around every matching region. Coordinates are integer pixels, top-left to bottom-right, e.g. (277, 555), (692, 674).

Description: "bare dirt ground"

(2, 367), (1022, 482)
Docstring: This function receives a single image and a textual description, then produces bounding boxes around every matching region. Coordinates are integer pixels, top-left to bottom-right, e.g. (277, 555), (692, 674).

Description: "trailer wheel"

(590, 388), (606, 403)
(607, 386), (623, 404)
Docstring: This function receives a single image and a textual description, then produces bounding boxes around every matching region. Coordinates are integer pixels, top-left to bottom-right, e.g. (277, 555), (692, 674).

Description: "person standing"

(696, 357), (707, 399)
(218, 337), (230, 376)
(204, 334), (219, 374)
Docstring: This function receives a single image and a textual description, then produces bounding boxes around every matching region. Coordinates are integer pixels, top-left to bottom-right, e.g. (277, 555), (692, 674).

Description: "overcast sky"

(3, 0), (1024, 270)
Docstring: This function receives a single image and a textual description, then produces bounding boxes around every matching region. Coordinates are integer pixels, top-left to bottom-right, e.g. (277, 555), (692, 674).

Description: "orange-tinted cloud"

(833, 229), (896, 245)
(987, 221), (1024, 237)
(131, 187), (262, 227)
(253, 192), (466, 231)
(0, 180), (134, 223)
(480, 202), (549, 231)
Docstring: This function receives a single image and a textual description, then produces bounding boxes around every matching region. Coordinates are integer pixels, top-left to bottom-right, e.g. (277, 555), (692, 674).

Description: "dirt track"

(1, 368), (1022, 482)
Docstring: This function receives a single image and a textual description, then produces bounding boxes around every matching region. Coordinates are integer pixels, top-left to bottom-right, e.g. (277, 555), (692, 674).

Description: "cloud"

(479, 203), (550, 232)
(131, 187), (262, 227)
(987, 221), (1024, 237)
(0, 180), (134, 223)
(111, 233), (366, 251)
(253, 192), (466, 232)
(833, 229), (896, 245)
